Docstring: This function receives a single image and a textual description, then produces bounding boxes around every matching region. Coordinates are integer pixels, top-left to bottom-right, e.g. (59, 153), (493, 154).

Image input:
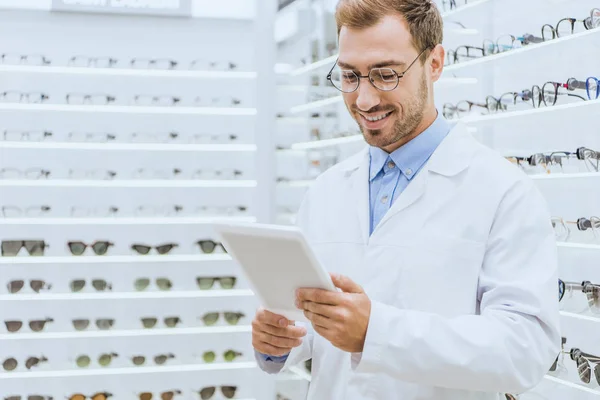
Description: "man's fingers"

(296, 288), (341, 305)
(302, 301), (339, 319)
(254, 330), (303, 349)
(252, 339), (291, 357)
(304, 309), (331, 327)
(258, 308), (291, 328)
(253, 319), (307, 338)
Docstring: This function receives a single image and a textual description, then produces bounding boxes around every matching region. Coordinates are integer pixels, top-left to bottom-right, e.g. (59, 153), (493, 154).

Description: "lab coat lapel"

(344, 148), (371, 244)
(372, 122), (474, 234)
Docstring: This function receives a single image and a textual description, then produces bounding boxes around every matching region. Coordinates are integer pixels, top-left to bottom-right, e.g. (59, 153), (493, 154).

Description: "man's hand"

(252, 307), (307, 357)
(296, 273), (371, 353)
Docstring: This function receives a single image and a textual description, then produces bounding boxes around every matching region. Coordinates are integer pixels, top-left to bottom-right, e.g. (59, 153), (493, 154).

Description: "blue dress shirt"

(258, 112), (451, 364)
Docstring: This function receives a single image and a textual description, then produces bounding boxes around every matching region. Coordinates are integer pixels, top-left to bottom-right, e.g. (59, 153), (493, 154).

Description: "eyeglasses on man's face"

(326, 48), (429, 93)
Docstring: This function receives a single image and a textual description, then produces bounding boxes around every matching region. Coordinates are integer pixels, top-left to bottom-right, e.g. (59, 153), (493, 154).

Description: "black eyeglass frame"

(326, 47), (430, 93)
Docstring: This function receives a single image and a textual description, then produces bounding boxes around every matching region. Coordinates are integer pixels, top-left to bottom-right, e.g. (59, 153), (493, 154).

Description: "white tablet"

(213, 221), (336, 321)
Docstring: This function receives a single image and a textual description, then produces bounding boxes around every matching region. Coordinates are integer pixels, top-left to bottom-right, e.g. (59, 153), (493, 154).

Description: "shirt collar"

(369, 111), (451, 181)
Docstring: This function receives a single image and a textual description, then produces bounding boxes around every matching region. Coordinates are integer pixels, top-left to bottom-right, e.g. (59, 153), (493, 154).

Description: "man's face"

(337, 15), (432, 152)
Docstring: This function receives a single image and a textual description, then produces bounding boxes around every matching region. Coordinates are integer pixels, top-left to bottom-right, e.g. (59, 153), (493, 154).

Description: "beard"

(355, 71), (428, 149)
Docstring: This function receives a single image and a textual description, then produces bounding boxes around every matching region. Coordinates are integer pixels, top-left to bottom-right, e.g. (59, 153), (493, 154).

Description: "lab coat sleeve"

(255, 191), (315, 375)
(352, 178), (561, 393)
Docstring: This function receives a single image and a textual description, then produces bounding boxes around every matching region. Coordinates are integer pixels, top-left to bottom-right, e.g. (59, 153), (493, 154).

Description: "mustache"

(352, 105), (395, 114)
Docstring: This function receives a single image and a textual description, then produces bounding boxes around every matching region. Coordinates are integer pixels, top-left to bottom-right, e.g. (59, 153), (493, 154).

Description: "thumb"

(330, 273), (364, 293)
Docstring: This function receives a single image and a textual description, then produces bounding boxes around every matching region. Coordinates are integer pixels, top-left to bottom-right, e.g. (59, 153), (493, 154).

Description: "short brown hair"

(335, 0), (443, 62)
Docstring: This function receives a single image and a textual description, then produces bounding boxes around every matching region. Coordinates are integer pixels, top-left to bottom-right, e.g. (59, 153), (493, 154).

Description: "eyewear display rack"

(274, 0), (600, 399)
(0, 1), (280, 399)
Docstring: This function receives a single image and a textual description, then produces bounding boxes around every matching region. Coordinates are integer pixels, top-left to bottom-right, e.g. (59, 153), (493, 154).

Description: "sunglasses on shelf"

(141, 316), (181, 329)
(70, 279), (112, 292)
(2, 129), (53, 141)
(2, 356), (47, 371)
(68, 169), (117, 180)
(135, 278), (173, 291)
(200, 312), (245, 326)
(196, 276), (236, 290)
(68, 393), (112, 400)
(7, 279), (51, 293)
(131, 243), (178, 255)
(131, 353), (175, 366)
(1, 205), (51, 218)
(135, 205), (183, 217)
(1, 53), (51, 66)
(197, 386), (237, 400)
(5, 396), (53, 400)
(0, 168), (50, 180)
(202, 350), (242, 363)
(4, 318), (53, 333)
(137, 391), (181, 400)
(72, 318), (115, 331)
(75, 353), (118, 368)
(68, 241), (113, 256)
(70, 206), (119, 218)
(196, 240), (227, 254)
(68, 132), (116, 143)
(1, 240), (47, 256)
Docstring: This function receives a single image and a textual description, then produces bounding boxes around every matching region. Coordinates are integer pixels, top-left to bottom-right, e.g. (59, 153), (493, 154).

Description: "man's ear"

(429, 44), (445, 83)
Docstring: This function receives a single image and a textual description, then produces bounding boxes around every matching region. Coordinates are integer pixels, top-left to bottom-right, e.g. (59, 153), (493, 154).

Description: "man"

(252, 0), (561, 399)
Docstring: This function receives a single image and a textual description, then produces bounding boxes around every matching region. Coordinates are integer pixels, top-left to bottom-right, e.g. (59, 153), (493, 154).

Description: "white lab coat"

(257, 122), (561, 400)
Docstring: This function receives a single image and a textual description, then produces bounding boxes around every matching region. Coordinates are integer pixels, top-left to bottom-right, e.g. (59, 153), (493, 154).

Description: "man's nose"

(355, 80), (381, 112)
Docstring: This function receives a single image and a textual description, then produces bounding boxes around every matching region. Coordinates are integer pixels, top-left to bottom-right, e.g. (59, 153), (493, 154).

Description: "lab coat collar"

(341, 121), (474, 177)
(341, 122), (476, 243)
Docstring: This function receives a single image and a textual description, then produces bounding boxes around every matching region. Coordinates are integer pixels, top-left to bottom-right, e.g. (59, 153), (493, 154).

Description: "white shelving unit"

(0, 1), (277, 399)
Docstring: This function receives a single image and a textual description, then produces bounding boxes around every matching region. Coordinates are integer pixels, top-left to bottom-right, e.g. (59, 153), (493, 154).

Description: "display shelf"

(0, 103), (257, 116)
(559, 311), (600, 323)
(0, 361), (258, 380)
(0, 64), (257, 79)
(0, 289), (254, 301)
(440, 0), (493, 19)
(289, 96), (342, 114)
(543, 375), (600, 396)
(290, 134), (364, 150)
(0, 216), (257, 225)
(277, 180), (314, 188)
(0, 180), (258, 188)
(288, 54), (338, 76)
(557, 242), (600, 251)
(0, 325), (252, 341)
(0, 254), (231, 265)
(444, 28), (600, 73)
(530, 172), (600, 181)
(0, 142), (257, 152)
(461, 99), (600, 132)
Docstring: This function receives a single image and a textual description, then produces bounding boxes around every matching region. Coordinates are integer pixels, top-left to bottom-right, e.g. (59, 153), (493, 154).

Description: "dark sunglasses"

(196, 240), (227, 254)
(140, 316), (181, 329)
(131, 243), (178, 255)
(7, 279), (51, 293)
(197, 386), (237, 400)
(131, 353), (175, 366)
(67, 240), (113, 256)
(4, 318), (53, 333)
(137, 391), (180, 400)
(72, 318), (115, 331)
(2, 356), (47, 371)
(200, 312), (245, 326)
(70, 279), (111, 292)
(1, 240), (47, 256)
(196, 276), (236, 290)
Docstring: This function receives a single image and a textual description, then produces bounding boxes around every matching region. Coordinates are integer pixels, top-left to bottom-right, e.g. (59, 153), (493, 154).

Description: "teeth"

(365, 112), (390, 122)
